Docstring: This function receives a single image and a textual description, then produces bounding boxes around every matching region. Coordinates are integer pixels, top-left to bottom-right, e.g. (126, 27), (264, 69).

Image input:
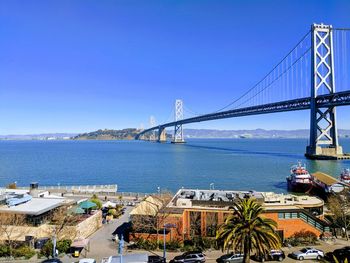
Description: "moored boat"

(340, 168), (350, 184)
(286, 162), (313, 192)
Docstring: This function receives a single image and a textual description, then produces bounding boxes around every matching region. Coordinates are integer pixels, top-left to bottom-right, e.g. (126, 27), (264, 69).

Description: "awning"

(79, 200), (97, 209)
(312, 172), (339, 186)
(103, 201), (117, 208)
(71, 238), (89, 248)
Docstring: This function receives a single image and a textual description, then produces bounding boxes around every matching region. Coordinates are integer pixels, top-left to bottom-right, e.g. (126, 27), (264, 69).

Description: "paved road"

(61, 206), (133, 263)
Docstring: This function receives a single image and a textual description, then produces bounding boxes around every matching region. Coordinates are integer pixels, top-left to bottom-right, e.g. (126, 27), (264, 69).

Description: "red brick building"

(131, 189), (330, 242)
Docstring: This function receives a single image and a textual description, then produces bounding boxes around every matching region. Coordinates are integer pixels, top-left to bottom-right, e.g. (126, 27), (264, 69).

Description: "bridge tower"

(149, 116), (156, 141)
(306, 23), (343, 158)
(171, 99), (185, 144)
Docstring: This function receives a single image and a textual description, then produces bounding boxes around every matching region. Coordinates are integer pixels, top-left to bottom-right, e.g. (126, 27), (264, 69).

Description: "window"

(189, 211), (201, 236)
(206, 212), (218, 237)
(291, 213), (298, 218)
(278, 213), (284, 219)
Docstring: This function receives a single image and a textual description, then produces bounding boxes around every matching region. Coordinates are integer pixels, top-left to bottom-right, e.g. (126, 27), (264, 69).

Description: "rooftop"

(0, 197), (66, 216)
(167, 189), (324, 211)
(312, 172), (339, 186)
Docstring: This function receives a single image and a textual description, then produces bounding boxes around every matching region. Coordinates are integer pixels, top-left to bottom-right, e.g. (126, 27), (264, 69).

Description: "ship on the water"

(340, 168), (350, 184)
(286, 162), (313, 192)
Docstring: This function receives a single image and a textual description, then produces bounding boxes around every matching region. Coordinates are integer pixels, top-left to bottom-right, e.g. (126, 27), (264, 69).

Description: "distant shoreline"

(1, 128), (349, 141)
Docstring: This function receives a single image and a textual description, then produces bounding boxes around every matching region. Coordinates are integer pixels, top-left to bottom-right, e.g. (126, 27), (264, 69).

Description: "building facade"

(131, 189), (330, 242)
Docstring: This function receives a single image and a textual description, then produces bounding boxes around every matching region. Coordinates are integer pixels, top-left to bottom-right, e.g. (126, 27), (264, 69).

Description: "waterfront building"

(130, 189), (330, 242)
(0, 184), (102, 243)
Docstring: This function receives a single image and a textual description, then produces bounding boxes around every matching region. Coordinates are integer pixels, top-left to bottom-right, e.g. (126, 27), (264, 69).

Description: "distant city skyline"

(1, 0), (350, 134)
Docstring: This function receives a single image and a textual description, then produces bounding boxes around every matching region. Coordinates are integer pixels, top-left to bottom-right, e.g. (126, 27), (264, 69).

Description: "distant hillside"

(183, 128), (350, 139)
(2, 128), (350, 141)
(73, 128), (139, 140)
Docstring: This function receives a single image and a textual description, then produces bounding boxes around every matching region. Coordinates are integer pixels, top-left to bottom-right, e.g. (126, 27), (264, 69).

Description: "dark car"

(149, 255), (166, 263)
(41, 259), (63, 263)
(171, 251), (206, 263)
(328, 246), (350, 262)
(216, 253), (244, 263)
(254, 250), (285, 262)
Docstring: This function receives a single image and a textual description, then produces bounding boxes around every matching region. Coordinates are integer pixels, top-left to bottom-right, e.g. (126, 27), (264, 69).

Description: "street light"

(163, 223), (176, 259)
(118, 234), (124, 263)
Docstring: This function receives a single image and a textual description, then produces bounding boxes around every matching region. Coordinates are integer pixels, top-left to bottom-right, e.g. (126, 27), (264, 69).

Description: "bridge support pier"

(305, 23), (346, 160)
(158, 127), (167, 143)
(171, 123), (185, 144)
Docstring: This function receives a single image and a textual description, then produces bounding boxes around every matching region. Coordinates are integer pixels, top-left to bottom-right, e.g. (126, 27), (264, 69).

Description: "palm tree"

(216, 198), (281, 263)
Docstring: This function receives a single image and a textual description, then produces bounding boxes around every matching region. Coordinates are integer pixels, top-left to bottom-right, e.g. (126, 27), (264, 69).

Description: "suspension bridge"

(136, 23), (350, 160)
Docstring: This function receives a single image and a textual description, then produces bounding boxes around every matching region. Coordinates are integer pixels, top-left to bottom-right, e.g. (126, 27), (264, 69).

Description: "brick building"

(131, 189), (330, 242)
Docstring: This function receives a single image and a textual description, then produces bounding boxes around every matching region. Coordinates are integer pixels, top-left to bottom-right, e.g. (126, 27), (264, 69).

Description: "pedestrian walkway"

(60, 206), (133, 263)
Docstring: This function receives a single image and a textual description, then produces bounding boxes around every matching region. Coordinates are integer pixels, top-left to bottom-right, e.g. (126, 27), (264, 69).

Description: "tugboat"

(286, 162), (313, 192)
(340, 168), (350, 184)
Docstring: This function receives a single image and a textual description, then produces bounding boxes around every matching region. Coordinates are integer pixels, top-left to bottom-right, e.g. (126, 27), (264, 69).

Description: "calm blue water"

(0, 139), (350, 193)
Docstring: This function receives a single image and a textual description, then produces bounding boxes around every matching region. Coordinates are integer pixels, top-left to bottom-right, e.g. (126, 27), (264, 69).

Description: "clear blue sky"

(1, 0), (350, 134)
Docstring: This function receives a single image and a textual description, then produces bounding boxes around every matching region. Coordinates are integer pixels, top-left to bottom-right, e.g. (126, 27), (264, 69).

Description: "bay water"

(0, 139), (349, 194)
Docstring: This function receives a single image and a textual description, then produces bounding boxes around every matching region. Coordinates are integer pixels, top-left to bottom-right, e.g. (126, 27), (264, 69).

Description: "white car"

(290, 247), (324, 260)
(79, 259), (96, 263)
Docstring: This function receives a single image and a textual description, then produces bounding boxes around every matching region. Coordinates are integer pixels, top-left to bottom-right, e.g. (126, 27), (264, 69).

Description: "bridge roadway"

(136, 90), (350, 138)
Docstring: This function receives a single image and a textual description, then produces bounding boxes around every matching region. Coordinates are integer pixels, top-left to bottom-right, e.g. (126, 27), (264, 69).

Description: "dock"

(312, 172), (346, 193)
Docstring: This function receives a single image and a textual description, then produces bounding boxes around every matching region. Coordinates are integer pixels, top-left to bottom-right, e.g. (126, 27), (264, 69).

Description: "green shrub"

(40, 240), (53, 258)
(285, 229), (318, 246)
(108, 208), (117, 216)
(12, 246), (36, 259)
(134, 238), (158, 250)
(165, 239), (181, 251)
(90, 198), (102, 209)
(0, 244), (10, 257)
(57, 239), (72, 254)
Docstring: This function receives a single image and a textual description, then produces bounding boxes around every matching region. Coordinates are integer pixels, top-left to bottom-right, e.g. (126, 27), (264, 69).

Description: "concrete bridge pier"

(157, 127), (167, 143)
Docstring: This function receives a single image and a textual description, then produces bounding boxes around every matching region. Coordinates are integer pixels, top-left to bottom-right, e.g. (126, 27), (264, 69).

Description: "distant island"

(1, 128), (349, 140)
(73, 128), (140, 140)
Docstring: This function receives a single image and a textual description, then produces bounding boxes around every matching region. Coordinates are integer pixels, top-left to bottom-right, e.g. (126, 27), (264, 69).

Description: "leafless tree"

(47, 207), (78, 241)
(206, 212), (218, 237)
(189, 211), (201, 237)
(327, 192), (350, 240)
(0, 213), (26, 257)
(131, 193), (172, 243)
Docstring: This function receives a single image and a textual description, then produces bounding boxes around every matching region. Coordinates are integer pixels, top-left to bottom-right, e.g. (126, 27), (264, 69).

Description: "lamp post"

(118, 234), (124, 263)
(163, 223), (176, 259)
(52, 232), (56, 258)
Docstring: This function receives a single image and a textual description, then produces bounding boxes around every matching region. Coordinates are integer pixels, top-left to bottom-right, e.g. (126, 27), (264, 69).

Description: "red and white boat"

(286, 162), (313, 192)
(340, 168), (350, 184)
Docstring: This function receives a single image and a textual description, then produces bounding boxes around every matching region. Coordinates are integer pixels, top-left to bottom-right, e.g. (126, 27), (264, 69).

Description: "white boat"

(286, 162), (313, 192)
(340, 168), (350, 184)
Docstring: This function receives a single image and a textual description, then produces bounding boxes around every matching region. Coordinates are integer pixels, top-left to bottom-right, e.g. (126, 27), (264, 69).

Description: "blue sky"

(1, 0), (350, 134)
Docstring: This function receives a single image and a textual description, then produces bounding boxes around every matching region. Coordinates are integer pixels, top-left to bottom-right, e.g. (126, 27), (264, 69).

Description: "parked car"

(254, 250), (285, 262)
(41, 259), (63, 263)
(326, 246), (350, 262)
(290, 247), (324, 260)
(171, 251), (206, 263)
(79, 259), (96, 263)
(216, 253), (244, 263)
(149, 255), (166, 263)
